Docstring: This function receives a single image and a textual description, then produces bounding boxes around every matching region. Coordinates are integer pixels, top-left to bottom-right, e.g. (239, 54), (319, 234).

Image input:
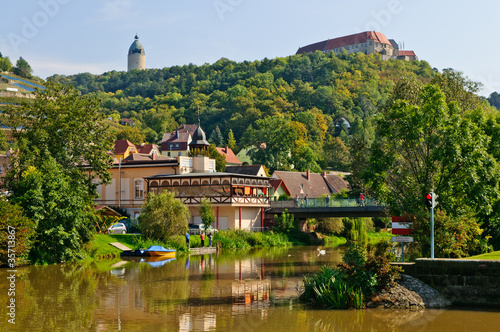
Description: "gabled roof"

(271, 170), (349, 197)
(137, 144), (158, 154)
(270, 179), (291, 196)
(121, 153), (173, 163)
(216, 147), (241, 165)
(114, 140), (136, 155)
(398, 50), (416, 56)
(297, 31), (392, 54)
(325, 31), (391, 50)
(323, 174), (350, 193)
(225, 165), (266, 176)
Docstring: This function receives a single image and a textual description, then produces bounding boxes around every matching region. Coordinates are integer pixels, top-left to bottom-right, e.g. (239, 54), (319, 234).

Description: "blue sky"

(1, 0), (499, 96)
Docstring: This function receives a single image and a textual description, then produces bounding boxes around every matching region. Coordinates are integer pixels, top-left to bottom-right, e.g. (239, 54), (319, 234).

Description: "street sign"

(392, 236), (413, 243)
(391, 216), (413, 235)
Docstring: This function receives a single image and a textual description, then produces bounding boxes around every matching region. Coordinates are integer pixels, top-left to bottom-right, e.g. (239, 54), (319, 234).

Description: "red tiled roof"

(398, 50), (416, 56)
(272, 171), (331, 198)
(297, 31), (392, 54)
(325, 31), (391, 50)
(296, 40), (328, 54)
(270, 179), (291, 196)
(272, 171), (350, 197)
(114, 140), (135, 155)
(137, 144), (158, 154)
(323, 174), (350, 193)
(216, 147), (241, 165)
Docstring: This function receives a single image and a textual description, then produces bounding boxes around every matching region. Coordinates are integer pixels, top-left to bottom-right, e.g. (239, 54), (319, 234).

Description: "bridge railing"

(269, 197), (383, 209)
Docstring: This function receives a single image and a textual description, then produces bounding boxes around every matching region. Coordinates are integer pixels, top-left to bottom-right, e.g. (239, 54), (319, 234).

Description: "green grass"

(86, 234), (139, 258)
(367, 230), (393, 244)
(467, 251), (500, 260)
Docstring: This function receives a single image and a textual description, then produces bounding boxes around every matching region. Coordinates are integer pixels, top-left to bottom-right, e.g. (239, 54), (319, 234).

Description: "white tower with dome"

(127, 34), (145, 71)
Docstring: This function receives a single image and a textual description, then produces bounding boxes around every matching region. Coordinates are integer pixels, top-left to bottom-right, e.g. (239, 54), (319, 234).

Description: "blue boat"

(121, 245), (176, 258)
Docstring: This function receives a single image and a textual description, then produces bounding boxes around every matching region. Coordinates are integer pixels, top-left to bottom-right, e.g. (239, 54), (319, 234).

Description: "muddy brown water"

(1, 246), (499, 331)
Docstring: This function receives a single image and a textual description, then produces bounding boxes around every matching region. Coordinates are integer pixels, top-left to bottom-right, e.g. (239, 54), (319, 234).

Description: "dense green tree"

(0, 129), (8, 152)
(3, 81), (113, 188)
(1, 81), (114, 263)
(199, 198), (215, 236)
(487, 91), (500, 110)
(365, 84), (499, 216)
(227, 129), (237, 152)
(209, 125), (225, 146)
(116, 126), (146, 144)
(9, 158), (95, 264)
(139, 191), (190, 241)
(0, 55), (13, 72)
(242, 115), (298, 172)
(13, 56), (32, 78)
(0, 197), (35, 266)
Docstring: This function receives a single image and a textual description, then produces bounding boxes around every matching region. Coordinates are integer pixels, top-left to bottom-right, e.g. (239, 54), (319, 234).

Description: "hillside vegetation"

(50, 51), (444, 171)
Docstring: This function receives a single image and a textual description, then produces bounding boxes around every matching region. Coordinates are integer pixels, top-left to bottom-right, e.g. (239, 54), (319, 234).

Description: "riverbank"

(86, 230), (392, 259)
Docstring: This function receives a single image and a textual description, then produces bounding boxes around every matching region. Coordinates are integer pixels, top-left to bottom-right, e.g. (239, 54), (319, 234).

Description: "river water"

(1, 246), (499, 332)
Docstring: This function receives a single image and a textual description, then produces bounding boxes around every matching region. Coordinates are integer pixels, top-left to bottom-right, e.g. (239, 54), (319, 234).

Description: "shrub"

(316, 217), (344, 235)
(0, 197), (35, 266)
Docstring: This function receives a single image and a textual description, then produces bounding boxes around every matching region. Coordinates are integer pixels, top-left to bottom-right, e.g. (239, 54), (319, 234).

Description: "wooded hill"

(48, 51), (493, 172)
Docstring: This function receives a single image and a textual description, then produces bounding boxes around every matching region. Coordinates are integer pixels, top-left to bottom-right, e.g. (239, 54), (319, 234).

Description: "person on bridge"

(360, 193), (365, 206)
(305, 194), (309, 207)
(326, 195), (330, 207)
(295, 195), (299, 207)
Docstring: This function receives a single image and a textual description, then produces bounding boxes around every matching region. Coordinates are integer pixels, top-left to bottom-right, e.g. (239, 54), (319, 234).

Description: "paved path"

(109, 242), (131, 251)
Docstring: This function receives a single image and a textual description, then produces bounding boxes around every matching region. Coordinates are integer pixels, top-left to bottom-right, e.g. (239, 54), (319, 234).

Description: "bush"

(316, 217), (344, 235)
(299, 241), (401, 309)
(139, 191), (190, 242)
(0, 197), (35, 266)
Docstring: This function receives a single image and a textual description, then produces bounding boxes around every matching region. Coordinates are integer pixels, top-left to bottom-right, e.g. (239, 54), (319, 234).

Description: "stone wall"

(394, 259), (500, 306)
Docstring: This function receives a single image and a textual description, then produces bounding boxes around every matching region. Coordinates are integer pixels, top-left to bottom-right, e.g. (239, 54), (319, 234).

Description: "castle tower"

(127, 34), (145, 71)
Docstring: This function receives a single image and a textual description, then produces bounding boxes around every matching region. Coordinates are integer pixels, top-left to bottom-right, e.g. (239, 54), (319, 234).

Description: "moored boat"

(121, 245), (176, 258)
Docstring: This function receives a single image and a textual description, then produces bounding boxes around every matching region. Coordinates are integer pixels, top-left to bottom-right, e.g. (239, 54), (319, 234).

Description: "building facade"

(296, 31), (417, 61)
(145, 164), (271, 231)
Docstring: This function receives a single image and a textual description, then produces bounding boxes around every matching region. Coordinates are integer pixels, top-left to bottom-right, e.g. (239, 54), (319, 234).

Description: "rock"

(397, 274), (451, 308)
(367, 282), (425, 309)
(367, 274), (450, 309)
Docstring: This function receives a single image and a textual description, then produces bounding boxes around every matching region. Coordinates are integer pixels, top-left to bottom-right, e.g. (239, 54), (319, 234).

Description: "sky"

(1, 0), (499, 96)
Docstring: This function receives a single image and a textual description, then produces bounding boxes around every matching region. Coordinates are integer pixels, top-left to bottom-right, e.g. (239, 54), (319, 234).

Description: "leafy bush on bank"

(214, 229), (292, 249)
(299, 240), (401, 309)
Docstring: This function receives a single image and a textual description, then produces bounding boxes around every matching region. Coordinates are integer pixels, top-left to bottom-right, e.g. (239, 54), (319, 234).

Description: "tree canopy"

(1, 81), (114, 263)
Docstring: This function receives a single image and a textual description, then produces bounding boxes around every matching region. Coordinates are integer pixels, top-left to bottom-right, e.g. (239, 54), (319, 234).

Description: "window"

(135, 180), (144, 199)
(0, 165), (2, 174)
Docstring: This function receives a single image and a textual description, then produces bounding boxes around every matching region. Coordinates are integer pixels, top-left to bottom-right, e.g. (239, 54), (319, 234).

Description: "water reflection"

(1, 247), (500, 331)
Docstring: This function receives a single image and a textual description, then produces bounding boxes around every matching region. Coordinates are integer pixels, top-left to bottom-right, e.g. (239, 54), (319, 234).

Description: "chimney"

(306, 170), (310, 181)
(152, 153), (156, 161)
(322, 171), (326, 177)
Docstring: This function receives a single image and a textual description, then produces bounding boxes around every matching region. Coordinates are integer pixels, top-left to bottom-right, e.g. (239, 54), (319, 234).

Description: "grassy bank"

(467, 251), (500, 260)
(86, 229), (394, 259)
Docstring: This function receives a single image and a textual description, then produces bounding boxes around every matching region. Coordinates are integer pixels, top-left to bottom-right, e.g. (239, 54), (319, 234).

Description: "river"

(1, 246), (499, 331)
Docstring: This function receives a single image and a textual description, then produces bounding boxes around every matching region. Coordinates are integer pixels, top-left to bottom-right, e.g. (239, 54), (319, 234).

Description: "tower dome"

(127, 34), (145, 71)
(189, 125), (210, 150)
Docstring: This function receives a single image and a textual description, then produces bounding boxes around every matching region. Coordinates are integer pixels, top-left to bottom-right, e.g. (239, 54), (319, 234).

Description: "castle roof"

(129, 34), (145, 55)
(297, 31), (392, 54)
(398, 50), (416, 56)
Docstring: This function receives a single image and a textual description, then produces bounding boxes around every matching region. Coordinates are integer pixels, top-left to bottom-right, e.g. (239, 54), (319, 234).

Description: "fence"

(270, 197), (382, 209)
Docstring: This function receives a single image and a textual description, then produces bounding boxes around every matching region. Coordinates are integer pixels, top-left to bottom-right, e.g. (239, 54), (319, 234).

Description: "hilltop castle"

(296, 31), (417, 61)
(128, 34), (146, 71)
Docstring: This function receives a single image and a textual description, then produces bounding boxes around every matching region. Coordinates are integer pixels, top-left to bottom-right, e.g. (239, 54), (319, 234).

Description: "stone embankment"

(368, 274), (450, 309)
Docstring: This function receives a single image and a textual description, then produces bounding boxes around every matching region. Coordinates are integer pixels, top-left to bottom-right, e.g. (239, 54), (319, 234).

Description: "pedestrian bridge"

(266, 198), (388, 218)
